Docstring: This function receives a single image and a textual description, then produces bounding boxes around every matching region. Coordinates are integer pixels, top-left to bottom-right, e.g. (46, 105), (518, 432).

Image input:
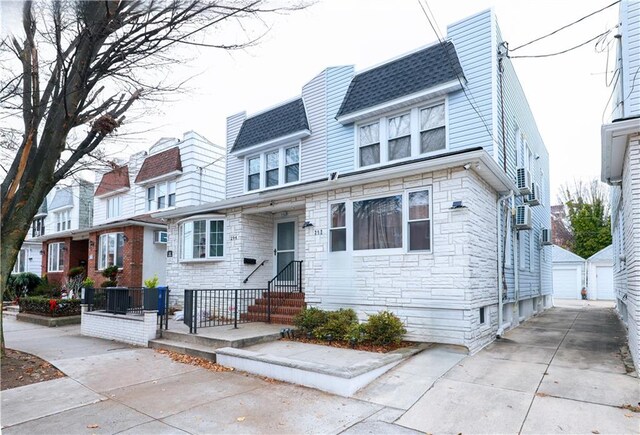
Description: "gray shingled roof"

(232, 99), (309, 153)
(588, 245), (613, 262)
(337, 41), (463, 118)
(35, 200), (47, 216)
(49, 188), (74, 210)
(552, 245), (585, 263)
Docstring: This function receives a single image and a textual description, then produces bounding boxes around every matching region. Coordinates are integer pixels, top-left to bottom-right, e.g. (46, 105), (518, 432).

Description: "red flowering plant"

(49, 299), (58, 313)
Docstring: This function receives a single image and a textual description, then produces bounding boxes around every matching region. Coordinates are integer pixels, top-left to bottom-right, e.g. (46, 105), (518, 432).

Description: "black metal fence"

(82, 286), (170, 330)
(183, 288), (268, 333)
(268, 260), (303, 295)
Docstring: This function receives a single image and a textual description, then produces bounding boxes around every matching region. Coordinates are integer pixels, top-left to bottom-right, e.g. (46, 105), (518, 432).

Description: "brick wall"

(87, 225), (145, 287)
(41, 237), (72, 285)
(81, 309), (157, 346)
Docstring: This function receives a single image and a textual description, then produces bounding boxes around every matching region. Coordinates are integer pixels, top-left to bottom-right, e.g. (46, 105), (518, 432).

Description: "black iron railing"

(267, 260), (303, 323)
(183, 288), (268, 334)
(82, 286), (170, 330)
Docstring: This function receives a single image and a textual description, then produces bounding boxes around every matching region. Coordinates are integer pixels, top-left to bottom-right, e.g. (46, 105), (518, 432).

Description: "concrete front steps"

(2, 305), (19, 317)
(149, 324), (285, 362)
(244, 291), (305, 325)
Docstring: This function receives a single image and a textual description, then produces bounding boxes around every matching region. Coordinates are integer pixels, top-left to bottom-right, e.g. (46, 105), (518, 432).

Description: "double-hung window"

(107, 196), (122, 219)
(146, 181), (176, 211)
(420, 104), (446, 153)
(246, 145), (300, 192)
(55, 210), (71, 232)
(98, 233), (124, 269)
(32, 217), (45, 237)
(407, 190), (431, 251)
(48, 242), (64, 272)
(180, 217), (225, 260)
(330, 203), (346, 252)
(388, 113), (411, 161)
(358, 122), (380, 167)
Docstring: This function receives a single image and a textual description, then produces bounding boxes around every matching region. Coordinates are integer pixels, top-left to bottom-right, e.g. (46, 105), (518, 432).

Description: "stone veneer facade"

(167, 166), (509, 353)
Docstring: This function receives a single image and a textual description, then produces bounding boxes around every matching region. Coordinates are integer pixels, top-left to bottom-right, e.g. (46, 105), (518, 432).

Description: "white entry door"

(595, 266), (615, 300)
(274, 221), (296, 275)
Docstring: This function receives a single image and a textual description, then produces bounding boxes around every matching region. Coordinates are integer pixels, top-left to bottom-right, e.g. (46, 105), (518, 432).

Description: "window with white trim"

(106, 195), (122, 219)
(245, 144), (300, 192)
(529, 229), (535, 273)
(55, 210), (71, 232)
(329, 188), (432, 253)
(12, 249), (27, 273)
(146, 180), (176, 211)
(48, 242), (65, 272)
(330, 203), (346, 252)
(357, 102), (446, 168)
(32, 217), (45, 237)
(180, 217), (225, 260)
(98, 233), (124, 270)
(518, 232), (526, 271)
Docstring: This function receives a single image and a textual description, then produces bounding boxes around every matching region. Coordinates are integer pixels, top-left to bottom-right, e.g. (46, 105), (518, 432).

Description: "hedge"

(19, 297), (81, 317)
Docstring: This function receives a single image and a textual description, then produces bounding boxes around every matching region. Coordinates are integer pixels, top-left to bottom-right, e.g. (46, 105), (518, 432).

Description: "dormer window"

(356, 102), (447, 168)
(146, 180), (176, 211)
(245, 144), (300, 192)
(106, 195), (122, 219)
(55, 210), (71, 232)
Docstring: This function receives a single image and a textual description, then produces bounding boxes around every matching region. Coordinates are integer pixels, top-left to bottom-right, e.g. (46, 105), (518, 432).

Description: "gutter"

(155, 147), (517, 220)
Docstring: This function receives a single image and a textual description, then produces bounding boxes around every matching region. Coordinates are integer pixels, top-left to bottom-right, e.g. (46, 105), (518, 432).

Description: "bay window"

(146, 180), (176, 211)
(98, 233), (125, 269)
(328, 188), (432, 253)
(245, 144), (300, 192)
(107, 195), (122, 219)
(357, 102), (446, 168)
(180, 217), (225, 260)
(48, 242), (65, 272)
(13, 249), (27, 273)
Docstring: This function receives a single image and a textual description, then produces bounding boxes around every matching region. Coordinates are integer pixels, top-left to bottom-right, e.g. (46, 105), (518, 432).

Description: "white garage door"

(553, 267), (580, 299)
(595, 266), (615, 300)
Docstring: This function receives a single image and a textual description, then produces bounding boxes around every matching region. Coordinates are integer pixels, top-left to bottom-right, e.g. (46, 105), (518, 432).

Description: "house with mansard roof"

(86, 131), (225, 288)
(157, 9), (552, 353)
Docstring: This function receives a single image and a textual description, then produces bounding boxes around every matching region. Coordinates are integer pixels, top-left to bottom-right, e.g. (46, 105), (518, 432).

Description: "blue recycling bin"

(157, 286), (168, 316)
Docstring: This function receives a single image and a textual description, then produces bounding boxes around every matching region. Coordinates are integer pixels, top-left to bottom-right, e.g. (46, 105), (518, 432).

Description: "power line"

(509, 29), (614, 59)
(510, 0), (620, 52)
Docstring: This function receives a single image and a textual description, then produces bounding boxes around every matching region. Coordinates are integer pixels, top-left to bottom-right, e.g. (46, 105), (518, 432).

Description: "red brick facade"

(41, 238), (88, 286)
(87, 225), (145, 288)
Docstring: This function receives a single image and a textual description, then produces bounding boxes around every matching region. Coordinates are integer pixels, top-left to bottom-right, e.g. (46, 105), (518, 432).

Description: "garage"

(552, 245), (585, 300)
(587, 245), (615, 300)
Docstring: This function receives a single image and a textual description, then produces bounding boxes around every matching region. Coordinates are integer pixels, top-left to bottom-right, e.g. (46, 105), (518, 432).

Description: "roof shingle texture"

(232, 99), (309, 152)
(135, 147), (182, 183)
(49, 188), (74, 210)
(95, 166), (130, 196)
(337, 41), (463, 118)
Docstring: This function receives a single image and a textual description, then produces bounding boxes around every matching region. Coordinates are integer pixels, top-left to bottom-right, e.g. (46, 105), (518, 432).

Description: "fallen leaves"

(535, 392), (550, 397)
(236, 417), (246, 422)
(86, 424), (99, 429)
(620, 403), (640, 413)
(154, 349), (233, 372)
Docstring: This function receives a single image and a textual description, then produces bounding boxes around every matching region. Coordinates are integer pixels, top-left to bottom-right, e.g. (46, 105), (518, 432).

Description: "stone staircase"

(244, 291), (305, 325)
(2, 305), (19, 317)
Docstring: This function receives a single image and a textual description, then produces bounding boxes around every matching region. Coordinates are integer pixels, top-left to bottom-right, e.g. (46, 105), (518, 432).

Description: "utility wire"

(416, 0), (501, 151)
(509, 29), (613, 59)
(510, 0), (620, 52)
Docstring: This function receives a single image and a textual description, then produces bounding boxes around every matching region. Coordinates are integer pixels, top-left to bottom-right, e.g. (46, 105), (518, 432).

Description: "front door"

(274, 220), (296, 275)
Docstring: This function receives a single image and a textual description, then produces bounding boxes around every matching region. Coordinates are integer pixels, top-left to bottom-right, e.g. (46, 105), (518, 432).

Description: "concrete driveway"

(2, 303), (638, 434)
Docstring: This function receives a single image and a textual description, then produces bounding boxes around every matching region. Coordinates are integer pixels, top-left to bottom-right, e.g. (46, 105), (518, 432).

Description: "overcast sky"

(1, 0), (621, 203)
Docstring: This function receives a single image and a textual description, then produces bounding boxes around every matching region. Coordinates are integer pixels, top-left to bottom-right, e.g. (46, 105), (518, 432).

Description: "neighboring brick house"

(158, 9), (552, 353)
(34, 180), (94, 285)
(600, 0), (640, 372)
(87, 131), (225, 288)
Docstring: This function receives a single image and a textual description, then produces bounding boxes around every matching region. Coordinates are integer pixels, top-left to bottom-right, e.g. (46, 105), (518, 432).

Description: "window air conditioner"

(154, 230), (168, 244)
(526, 182), (540, 206)
(516, 167), (531, 195)
(515, 204), (532, 230)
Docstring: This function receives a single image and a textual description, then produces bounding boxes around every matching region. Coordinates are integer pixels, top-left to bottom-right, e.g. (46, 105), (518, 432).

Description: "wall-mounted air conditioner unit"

(541, 228), (552, 245)
(515, 204), (532, 230)
(526, 182), (540, 206)
(154, 230), (168, 244)
(516, 167), (531, 195)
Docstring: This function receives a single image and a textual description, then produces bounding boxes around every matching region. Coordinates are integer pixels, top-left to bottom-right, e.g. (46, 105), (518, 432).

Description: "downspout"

(497, 191), (514, 337)
(513, 198), (520, 322)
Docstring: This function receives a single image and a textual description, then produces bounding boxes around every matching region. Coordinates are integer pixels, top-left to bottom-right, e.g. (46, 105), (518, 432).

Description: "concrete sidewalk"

(2, 304), (638, 434)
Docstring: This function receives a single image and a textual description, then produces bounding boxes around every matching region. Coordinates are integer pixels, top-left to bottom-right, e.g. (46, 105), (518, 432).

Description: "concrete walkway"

(2, 304), (638, 434)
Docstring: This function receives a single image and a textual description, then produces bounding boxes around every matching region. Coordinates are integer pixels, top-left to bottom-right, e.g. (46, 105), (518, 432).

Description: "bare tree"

(0, 0), (306, 354)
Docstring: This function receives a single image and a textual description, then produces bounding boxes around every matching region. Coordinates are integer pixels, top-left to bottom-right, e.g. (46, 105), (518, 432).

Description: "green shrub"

(293, 306), (328, 333)
(314, 308), (359, 340)
(82, 277), (95, 288)
(19, 296), (81, 317)
(101, 265), (119, 281)
(100, 280), (117, 288)
(11, 272), (42, 296)
(67, 266), (85, 278)
(32, 275), (60, 298)
(362, 311), (406, 345)
(144, 274), (159, 289)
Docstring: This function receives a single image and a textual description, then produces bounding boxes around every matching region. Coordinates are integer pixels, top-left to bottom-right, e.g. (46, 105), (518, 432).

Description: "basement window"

(479, 307), (485, 324)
